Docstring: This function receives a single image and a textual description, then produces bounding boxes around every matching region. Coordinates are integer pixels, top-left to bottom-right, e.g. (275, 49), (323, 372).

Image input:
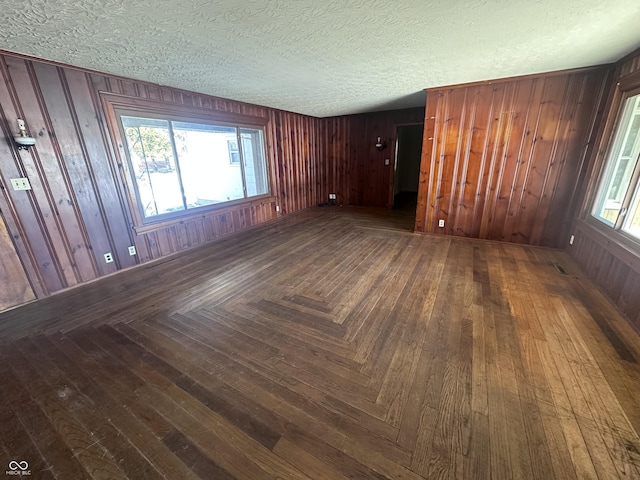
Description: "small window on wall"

(592, 91), (640, 240)
(119, 113), (269, 221)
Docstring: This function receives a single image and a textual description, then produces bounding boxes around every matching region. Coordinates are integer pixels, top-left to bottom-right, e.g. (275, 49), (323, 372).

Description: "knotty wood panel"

(269, 110), (324, 215)
(0, 215), (34, 310)
(323, 107), (425, 207)
(1, 57), (75, 293)
(415, 68), (610, 247)
(568, 47), (640, 331)
(321, 115), (351, 206)
(0, 50), (325, 311)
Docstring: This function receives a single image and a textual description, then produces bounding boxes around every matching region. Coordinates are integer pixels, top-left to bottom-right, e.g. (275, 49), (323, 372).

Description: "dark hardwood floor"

(1, 207), (639, 479)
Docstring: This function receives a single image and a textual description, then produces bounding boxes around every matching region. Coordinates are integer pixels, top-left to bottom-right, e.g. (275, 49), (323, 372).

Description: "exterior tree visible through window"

(119, 114), (269, 221)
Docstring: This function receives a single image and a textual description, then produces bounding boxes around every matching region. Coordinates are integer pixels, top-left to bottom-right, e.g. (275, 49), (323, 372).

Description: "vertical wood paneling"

(33, 62), (112, 279)
(0, 51), (325, 311)
(322, 115), (351, 206)
(1, 57), (70, 292)
(415, 68), (610, 247)
(322, 107), (425, 207)
(0, 214), (34, 310)
(570, 224), (640, 329)
(568, 47), (640, 331)
(540, 73), (609, 246)
(453, 87), (478, 237)
(0, 63), (49, 298)
(0, 183), (45, 298)
(270, 111), (324, 215)
(65, 70), (137, 270)
(503, 79), (546, 243)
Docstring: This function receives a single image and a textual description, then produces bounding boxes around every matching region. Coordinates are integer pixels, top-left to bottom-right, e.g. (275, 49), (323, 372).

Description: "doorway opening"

(393, 123), (424, 213)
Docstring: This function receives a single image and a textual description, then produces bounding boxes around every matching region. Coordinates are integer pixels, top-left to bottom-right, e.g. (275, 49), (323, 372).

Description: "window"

(592, 91), (640, 240)
(118, 113), (269, 221)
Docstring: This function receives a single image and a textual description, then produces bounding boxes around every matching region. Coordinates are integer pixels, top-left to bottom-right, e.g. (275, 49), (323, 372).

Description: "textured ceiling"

(1, 0), (640, 117)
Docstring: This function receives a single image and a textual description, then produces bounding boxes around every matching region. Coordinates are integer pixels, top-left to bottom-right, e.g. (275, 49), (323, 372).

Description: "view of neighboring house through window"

(592, 92), (640, 240)
(120, 115), (268, 221)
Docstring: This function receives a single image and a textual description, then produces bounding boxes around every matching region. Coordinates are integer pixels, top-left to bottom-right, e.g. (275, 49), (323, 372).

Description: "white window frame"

(591, 88), (640, 245)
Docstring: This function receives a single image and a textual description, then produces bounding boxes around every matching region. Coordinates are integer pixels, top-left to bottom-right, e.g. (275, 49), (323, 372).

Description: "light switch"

(10, 178), (32, 191)
(384, 159), (390, 166)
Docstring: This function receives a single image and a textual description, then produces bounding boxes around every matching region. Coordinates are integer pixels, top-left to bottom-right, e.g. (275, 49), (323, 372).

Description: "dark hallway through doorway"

(393, 123), (424, 212)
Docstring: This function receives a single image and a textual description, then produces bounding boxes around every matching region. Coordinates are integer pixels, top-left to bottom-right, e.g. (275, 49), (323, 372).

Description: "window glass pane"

(172, 122), (244, 206)
(622, 186), (640, 239)
(120, 113), (269, 222)
(122, 116), (184, 218)
(240, 128), (268, 197)
(593, 94), (640, 225)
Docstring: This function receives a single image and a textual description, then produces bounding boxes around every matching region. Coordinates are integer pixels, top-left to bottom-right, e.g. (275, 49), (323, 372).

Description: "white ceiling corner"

(1, 0), (639, 117)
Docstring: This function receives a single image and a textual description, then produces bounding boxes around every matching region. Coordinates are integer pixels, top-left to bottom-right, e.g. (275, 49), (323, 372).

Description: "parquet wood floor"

(1, 207), (639, 479)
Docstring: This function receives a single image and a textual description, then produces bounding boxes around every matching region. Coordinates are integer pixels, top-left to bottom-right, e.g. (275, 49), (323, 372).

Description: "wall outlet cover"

(10, 178), (32, 191)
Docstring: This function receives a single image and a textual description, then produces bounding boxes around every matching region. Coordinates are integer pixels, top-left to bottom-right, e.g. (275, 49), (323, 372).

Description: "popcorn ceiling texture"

(1, 0), (639, 117)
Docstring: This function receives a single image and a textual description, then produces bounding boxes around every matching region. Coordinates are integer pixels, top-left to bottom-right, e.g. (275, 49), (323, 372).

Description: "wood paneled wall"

(568, 48), (640, 330)
(414, 68), (611, 247)
(0, 52), (325, 311)
(0, 215), (34, 310)
(270, 110), (323, 214)
(570, 222), (640, 329)
(321, 116), (351, 206)
(323, 108), (425, 207)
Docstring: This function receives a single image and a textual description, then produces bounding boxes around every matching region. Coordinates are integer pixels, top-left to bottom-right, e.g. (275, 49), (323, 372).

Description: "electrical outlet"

(438, 219), (445, 228)
(104, 252), (113, 263)
(569, 235), (574, 246)
(10, 178), (31, 191)
(128, 246), (136, 256)
(329, 193), (336, 200)
(276, 205), (280, 212)
(384, 158), (390, 166)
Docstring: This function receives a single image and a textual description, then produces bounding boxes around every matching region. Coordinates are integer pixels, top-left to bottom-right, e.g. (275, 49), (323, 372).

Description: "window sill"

(132, 194), (276, 235)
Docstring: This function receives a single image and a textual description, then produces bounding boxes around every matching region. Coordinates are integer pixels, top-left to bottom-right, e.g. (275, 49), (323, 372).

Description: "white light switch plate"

(10, 178), (31, 191)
